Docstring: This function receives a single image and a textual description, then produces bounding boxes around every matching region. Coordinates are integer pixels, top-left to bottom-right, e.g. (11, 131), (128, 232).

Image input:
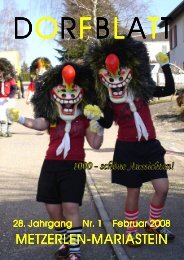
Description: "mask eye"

(73, 84), (79, 91)
(120, 69), (126, 75)
(104, 72), (109, 77)
(57, 85), (65, 91)
(109, 78), (114, 82)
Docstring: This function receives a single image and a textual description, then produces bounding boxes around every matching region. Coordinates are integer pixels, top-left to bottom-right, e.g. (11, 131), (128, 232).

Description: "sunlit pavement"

(0, 98), (183, 259)
(0, 98), (114, 260)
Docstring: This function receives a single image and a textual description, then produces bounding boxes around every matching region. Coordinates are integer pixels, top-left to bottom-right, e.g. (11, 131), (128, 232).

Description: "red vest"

(45, 116), (89, 160)
(111, 99), (156, 142)
(28, 82), (35, 92)
(0, 79), (16, 98)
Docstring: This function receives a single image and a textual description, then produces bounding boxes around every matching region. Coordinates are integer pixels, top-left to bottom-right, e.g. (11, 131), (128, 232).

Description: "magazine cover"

(0, 0), (184, 259)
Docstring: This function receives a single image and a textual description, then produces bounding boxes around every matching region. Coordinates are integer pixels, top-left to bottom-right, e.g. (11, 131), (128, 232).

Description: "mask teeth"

(52, 92), (82, 104)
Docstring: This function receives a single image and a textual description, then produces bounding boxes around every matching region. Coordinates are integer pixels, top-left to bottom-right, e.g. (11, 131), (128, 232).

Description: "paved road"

(85, 101), (184, 260)
(0, 99), (183, 260)
(0, 99), (114, 260)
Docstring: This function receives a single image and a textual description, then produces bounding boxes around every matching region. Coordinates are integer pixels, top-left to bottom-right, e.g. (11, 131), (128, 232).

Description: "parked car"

(150, 63), (184, 93)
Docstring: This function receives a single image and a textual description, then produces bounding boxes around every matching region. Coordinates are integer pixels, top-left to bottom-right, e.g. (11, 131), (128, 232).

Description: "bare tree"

(40, 0), (152, 33)
(113, 0), (152, 28)
(94, 0), (151, 28)
(0, 0), (28, 61)
(54, 0), (118, 60)
(33, 0), (152, 60)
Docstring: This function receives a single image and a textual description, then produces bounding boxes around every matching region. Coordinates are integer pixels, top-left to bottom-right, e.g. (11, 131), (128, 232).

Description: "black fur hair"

(31, 62), (96, 123)
(85, 36), (156, 107)
(0, 58), (15, 79)
(30, 57), (52, 76)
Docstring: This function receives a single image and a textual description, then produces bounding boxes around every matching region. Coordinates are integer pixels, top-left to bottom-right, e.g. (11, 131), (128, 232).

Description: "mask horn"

(62, 65), (76, 90)
(105, 53), (120, 76)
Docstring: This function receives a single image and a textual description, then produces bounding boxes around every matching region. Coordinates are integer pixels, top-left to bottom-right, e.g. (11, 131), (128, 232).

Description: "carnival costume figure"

(26, 57), (52, 104)
(0, 58), (17, 137)
(7, 62), (103, 259)
(85, 37), (175, 244)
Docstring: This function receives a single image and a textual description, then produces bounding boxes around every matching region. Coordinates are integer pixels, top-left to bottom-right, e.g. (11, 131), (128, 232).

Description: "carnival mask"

(51, 65), (83, 121)
(36, 60), (47, 76)
(98, 53), (132, 103)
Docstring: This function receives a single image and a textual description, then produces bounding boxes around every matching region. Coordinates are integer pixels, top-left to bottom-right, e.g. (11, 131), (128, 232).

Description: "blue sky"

(0, 0), (183, 67)
(150, 0), (182, 16)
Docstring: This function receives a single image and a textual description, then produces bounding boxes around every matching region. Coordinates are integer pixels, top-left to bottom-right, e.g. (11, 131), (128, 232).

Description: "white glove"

(90, 120), (104, 136)
(6, 108), (25, 124)
(155, 52), (169, 67)
(86, 112), (96, 120)
(84, 105), (102, 120)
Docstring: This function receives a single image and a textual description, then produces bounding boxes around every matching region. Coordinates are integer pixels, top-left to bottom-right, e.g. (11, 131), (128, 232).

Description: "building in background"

(135, 32), (170, 62)
(0, 50), (20, 72)
(158, 0), (184, 69)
